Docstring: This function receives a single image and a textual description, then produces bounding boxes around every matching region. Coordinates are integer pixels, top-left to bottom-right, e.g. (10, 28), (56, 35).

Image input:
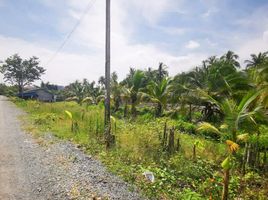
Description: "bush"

(33, 113), (58, 126)
(169, 155), (215, 180)
(178, 188), (204, 200)
(175, 120), (197, 134)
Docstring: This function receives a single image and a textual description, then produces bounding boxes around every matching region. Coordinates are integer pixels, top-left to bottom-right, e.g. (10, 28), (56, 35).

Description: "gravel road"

(0, 96), (144, 200)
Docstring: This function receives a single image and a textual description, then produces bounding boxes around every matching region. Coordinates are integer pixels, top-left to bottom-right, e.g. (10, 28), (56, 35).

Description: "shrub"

(178, 188), (204, 200)
(33, 113), (58, 126)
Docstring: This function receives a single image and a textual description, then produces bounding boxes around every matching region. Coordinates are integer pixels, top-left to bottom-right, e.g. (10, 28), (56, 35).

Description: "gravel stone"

(0, 96), (145, 200)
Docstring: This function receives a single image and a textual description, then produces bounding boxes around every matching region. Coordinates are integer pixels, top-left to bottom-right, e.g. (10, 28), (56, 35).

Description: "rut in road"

(0, 96), (144, 200)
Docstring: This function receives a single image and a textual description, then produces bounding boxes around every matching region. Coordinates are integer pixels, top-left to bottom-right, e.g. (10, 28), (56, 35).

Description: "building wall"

(36, 90), (53, 102)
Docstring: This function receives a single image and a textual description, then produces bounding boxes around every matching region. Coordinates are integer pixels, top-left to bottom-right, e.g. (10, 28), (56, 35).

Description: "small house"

(18, 89), (55, 102)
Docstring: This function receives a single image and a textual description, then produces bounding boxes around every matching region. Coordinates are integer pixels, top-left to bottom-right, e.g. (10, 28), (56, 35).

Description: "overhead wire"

(46, 0), (97, 66)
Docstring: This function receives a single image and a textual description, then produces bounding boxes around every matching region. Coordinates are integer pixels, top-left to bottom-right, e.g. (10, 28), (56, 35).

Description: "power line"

(46, 0), (97, 66)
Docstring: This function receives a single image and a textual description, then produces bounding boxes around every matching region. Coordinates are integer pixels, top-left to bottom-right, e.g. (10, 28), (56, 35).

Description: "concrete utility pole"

(105, 0), (111, 127)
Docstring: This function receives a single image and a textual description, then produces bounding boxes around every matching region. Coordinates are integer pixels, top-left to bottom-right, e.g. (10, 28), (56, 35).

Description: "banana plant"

(196, 89), (264, 200)
(193, 140), (204, 160)
(65, 110), (79, 133)
(110, 115), (117, 134)
(197, 123), (240, 200)
(221, 140), (239, 200)
(82, 96), (94, 111)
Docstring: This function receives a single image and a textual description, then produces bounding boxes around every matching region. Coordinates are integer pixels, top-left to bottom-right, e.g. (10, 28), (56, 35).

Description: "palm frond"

(65, 110), (73, 120)
(82, 97), (94, 104)
(197, 122), (221, 135)
(226, 140), (239, 153)
(237, 133), (249, 142)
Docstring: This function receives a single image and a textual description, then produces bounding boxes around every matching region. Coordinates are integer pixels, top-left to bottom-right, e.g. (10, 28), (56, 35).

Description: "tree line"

(1, 51), (268, 199)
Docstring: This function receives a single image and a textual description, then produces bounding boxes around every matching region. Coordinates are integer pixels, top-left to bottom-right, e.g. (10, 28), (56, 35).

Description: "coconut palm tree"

(65, 80), (85, 105)
(122, 70), (145, 116)
(142, 78), (172, 117)
(197, 89), (266, 200)
(198, 89), (264, 138)
(221, 50), (240, 68)
(246, 53), (268, 108)
(245, 52), (268, 68)
(157, 62), (169, 82)
(121, 86), (131, 117)
(111, 72), (121, 112)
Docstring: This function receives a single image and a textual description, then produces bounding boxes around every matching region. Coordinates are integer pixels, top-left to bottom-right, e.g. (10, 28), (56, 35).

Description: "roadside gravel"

(0, 96), (145, 200)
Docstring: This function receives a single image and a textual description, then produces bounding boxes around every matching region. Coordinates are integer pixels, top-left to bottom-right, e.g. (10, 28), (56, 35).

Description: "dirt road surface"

(0, 96), (144, 200)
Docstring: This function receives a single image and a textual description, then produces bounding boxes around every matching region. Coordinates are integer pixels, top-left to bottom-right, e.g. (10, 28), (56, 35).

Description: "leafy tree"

(0, 83), (8, 95)
(0, 54), (45, 93)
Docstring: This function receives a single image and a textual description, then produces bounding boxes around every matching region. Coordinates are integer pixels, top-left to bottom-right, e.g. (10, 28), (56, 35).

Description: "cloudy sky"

(0, 0), (268, 85)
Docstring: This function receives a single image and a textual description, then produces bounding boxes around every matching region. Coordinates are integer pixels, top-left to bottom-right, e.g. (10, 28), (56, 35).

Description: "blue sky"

(0, 0), (268, 85)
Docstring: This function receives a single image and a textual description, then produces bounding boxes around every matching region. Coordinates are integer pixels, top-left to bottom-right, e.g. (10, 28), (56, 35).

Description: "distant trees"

(245, 52), (268, 68)
(40, 81), (59, 91)
(0, 83), (18, 96)
(0, 54), (45, 93)
(61, 50), (267, 123)
(64, 79), (104, 105)
(14, 49), (265, 200)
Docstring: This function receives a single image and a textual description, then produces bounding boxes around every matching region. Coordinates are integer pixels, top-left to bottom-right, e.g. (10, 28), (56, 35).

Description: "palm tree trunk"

(167, 128), (175, 155)
(156, 103), (162, 117)
(114, 97), (120, 112)
(247, 143), (251, 165)
(222, 169), (230, 200)
(176, 138), (180, 152)
(255, 131), (260, 169)
(189, 103), (192, 122)
(18, 82), (23, 97)
(242, 143), (248, 175)
(131, 101), (137, 117)
(264, 149), (267, 173)
(124, 102), (128, 117)
(193, 144), (196, 160)
(162, 121), (167, 148)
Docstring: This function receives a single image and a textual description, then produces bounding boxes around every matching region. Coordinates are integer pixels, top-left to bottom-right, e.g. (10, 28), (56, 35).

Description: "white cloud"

(231, 6), (268, 65)
(125, 0), (177, 25)
(263, 30), (268, 43)
(0, 35), (103, 85)
(160, 27), (187, 35)
(235, 34), (268, 67)
(185, 40), (200, 49)
(0, 34), (208, 85)
(202, 8), (218, 18)
(0, 0), (237, 86)
(204, 38), (217, 47)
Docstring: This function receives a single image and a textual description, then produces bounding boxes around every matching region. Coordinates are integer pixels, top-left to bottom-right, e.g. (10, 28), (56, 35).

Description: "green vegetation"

(0, 54), (45, 93)
(12, 50), (268, 199)
(0, 83), (18, 96)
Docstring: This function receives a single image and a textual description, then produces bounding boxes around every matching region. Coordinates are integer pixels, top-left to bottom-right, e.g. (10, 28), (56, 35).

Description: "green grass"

(13, 98), (267, 200)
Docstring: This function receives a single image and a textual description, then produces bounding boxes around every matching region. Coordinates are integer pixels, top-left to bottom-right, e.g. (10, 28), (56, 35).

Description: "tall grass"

(15, 98), (230, 199)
